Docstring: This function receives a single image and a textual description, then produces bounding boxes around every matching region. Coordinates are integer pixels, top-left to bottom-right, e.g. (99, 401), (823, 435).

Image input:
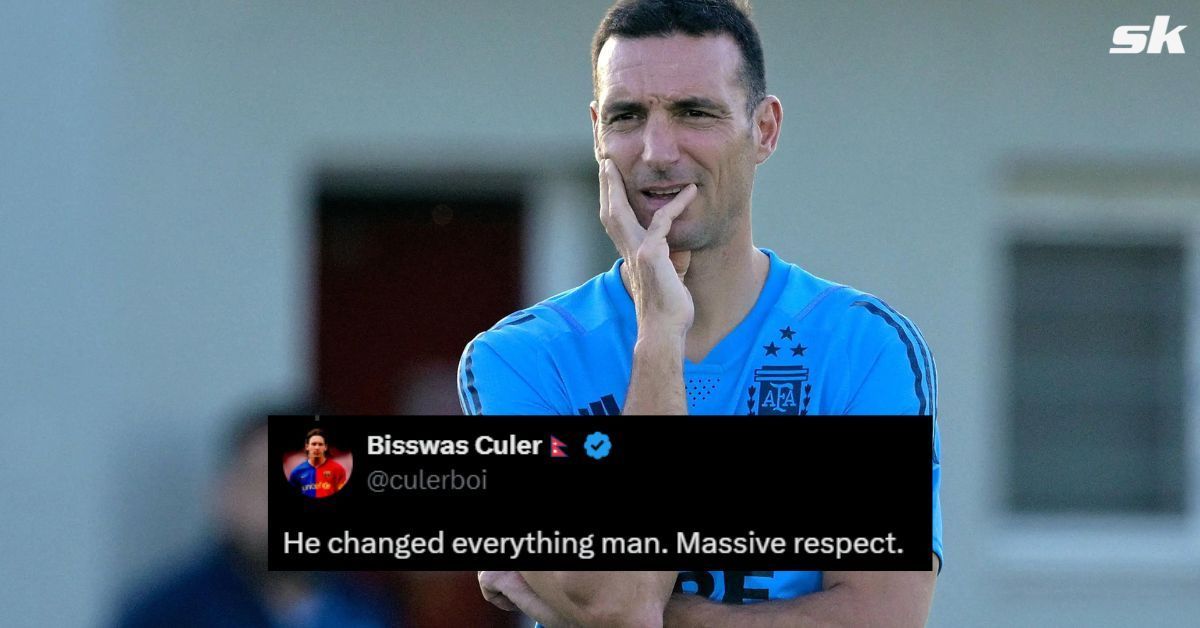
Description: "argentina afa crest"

(747, 366), (811, 415)
(746, 326), (813, 415)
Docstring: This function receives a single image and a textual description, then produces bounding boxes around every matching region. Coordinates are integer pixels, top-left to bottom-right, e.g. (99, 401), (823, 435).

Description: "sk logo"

(1110, 16), (1187, 54)
(549, 435), (568, 458)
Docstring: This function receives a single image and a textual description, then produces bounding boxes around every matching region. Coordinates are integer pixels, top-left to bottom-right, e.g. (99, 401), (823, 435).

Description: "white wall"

(2, 2), (120, 626)
(3, 1), (1198, 625)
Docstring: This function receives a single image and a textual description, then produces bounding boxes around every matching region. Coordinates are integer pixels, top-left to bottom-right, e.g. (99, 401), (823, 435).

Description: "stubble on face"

(664, 128), (755, 252)
(593, 34), (759, 254)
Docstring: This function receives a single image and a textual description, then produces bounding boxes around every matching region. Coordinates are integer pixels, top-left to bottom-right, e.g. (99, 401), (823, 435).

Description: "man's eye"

(685, 110), (713, 118)
(609, 113), (637, 123)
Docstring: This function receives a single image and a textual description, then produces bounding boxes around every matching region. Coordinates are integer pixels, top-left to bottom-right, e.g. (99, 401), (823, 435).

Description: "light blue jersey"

(458, 249), (942, 604)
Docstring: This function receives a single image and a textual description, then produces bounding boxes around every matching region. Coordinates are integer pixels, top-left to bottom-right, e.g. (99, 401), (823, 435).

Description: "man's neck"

(309, 457), (325, 467)
(681, 238), (769, 362)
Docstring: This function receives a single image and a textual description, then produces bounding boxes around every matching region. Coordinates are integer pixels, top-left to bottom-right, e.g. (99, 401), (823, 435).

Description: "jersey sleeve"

(335, 463), (348, 490)
(932, 418), (943, 572)
(843, 306), (936, 417)
(456, 335), (566, 415)
(287, 465), (303, 487)
(844, 298), (943, 571)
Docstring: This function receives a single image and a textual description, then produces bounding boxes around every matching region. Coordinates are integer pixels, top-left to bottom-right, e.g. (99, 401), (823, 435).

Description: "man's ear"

(753, 95), (783, 165)
(590, 100), (602, 164)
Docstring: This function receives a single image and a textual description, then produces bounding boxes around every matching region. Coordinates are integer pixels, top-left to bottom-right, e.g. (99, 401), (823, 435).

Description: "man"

(459, 0), (941, 626)
(116, 405), (395, 627)
(288, 428), (348, 499)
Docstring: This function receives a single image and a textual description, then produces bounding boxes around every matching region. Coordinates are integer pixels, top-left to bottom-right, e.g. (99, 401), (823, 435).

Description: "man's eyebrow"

(667, 97), (731, 114)
(600, 100), (646, 118)
(600, 97), (732, 119)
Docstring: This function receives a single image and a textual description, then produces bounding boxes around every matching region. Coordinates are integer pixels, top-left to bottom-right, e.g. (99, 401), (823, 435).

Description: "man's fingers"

(478, 571), (520, 612)
(490, 571), (573, 626)
(600, 159), (645, 250)
(645, 183), (698, 241)
(603, 158), (633, 211)
(598, 160), (608, 219)
(485, 591), (520, 612)
(670, 249), (692, 279)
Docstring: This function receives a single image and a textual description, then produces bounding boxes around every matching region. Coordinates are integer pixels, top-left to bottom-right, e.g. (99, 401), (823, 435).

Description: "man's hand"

(600, 159), (697, 415)
(478, 570), (577, 627)
(599, 159), (698, 338)
(520, 571), (678, 628)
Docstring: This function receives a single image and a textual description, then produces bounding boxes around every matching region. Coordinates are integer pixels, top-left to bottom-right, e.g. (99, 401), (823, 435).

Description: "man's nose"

(640, 112), (679, 169)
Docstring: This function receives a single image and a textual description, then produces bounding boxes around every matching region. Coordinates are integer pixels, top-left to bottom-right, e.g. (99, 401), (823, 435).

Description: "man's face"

(305, 435), (327, 461)
(591, 33), (765, 251)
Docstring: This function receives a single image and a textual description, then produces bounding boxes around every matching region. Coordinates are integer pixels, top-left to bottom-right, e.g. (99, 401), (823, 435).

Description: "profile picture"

(283, 428), (353, 498)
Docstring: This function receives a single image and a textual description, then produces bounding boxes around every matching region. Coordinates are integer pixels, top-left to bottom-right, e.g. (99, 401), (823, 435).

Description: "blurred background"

(3, 0), (1198, 626)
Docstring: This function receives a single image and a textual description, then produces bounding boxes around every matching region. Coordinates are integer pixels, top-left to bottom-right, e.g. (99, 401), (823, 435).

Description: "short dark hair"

(591, 0), (766, 116)
(305, 428), (327, 446)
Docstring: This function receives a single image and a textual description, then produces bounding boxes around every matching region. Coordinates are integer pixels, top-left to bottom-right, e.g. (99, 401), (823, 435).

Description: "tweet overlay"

(269, 415), (932, 570)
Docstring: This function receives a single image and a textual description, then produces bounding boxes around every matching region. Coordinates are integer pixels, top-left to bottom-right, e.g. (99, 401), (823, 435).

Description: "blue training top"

(458, 248), (942, 604)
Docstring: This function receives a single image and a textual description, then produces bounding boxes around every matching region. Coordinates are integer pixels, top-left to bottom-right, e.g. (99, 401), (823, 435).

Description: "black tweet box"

(269, 415), (932, 571)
